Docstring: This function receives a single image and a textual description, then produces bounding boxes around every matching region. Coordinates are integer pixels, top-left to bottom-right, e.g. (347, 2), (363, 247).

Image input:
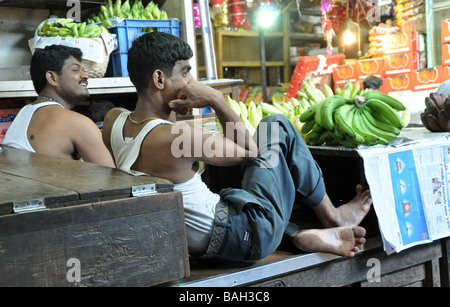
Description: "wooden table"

(0, 145), (189, 287)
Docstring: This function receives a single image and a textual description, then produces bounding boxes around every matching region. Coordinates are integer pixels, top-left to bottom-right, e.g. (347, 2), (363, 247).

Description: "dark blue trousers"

(204, 114), (326, 262)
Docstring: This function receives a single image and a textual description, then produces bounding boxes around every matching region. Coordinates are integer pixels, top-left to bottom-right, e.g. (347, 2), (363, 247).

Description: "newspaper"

(357, 127), (450, 254)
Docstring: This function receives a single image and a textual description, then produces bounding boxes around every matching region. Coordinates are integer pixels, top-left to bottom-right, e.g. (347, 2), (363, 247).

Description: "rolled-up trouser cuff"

(301, 171), (326, 208)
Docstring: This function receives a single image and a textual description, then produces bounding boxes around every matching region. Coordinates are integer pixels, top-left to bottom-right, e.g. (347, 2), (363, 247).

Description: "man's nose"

(187, 72), (194, 83)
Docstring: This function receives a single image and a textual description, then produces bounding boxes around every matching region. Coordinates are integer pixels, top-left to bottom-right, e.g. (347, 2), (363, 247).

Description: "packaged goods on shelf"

(395, 0), (424, 27)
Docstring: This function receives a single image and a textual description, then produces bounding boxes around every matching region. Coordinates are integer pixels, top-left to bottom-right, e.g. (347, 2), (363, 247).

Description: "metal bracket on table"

(131, 184), (159, 197)
(13, 198), (47, 214)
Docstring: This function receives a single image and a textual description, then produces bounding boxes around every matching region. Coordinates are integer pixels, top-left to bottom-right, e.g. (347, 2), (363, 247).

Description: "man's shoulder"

(105, 107), (129, 121)
(54, 108), (93, 123)
(102, 107), (129, 133)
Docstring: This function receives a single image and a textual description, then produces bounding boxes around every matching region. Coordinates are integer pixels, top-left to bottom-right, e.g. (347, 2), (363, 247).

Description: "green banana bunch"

(86, 0), (169, 30)
(299, 89), (406, 148)
(37, 18), (108, 38)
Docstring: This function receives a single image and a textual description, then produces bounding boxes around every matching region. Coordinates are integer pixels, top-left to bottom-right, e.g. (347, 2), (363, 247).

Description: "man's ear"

(45, 71), (59, 87)
(153, 69), (165, 90)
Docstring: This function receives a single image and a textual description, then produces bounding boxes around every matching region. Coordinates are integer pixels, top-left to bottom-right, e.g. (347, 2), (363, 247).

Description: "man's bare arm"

(168, 82), (258, 160)
(73, 115), (116, 168)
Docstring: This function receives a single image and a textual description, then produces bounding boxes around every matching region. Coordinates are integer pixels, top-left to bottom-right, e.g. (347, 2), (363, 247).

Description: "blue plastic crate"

(107, 19), (180, 77)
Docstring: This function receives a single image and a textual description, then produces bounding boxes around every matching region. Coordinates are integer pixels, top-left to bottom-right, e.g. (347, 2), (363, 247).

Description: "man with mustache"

(3, 45), (115, 168)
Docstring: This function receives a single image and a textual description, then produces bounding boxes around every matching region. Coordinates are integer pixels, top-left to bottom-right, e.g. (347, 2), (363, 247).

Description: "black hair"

(363, 76), (383, 90)
(127, 31), (193, 95)
(30, 44), (83, 94)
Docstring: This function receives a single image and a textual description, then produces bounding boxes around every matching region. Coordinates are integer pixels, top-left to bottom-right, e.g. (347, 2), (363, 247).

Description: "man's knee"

(261, 113), (288, 124)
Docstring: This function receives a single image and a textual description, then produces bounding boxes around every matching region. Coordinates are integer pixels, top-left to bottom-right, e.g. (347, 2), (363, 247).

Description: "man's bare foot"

(335, 184), (372, 226)
(314, 185), (372, 228)
(291, 226), (366, 257)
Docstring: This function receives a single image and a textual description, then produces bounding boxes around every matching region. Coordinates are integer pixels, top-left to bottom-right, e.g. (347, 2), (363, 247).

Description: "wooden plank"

(0, 193), (189, 287)
(425, 258), (441, 287)
(361, 264), (426, 287)
(0, 171), (79, 215)
(0, 146), (173, 203)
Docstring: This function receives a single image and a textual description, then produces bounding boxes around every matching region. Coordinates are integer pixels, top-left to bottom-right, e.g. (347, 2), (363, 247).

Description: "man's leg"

(214, 114), (321, 261)
(222, 114), (328, 260)
(312, 186), (372, 228)
(253, 114), (372, 229)
(238, 115), (371, 258)
(211, 114), (370, 261)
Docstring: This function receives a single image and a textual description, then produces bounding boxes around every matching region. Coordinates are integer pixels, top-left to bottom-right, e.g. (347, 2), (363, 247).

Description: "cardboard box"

(442, 19), (450, 43)
(379, 31), (415, 55)
(287, 54), (345, 97)
(442, 43), (450, 65)
(410, 66), (445, 91)
(355, 58), (385, 80)
(332, 63), (358, 87)
(383, 74), (412, 94)
(383, 52), (414, 76)
(443, 65), (450, 80)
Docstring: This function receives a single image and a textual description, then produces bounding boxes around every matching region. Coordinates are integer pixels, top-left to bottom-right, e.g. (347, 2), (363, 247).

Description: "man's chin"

(80, 91), (90, 100)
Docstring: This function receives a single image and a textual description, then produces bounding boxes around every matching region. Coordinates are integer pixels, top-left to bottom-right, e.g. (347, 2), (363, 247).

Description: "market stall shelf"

(0, 78), (243, 99)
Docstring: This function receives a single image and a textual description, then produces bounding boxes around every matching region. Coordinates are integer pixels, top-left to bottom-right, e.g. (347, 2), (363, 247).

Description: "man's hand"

(168, 82), (223, 114)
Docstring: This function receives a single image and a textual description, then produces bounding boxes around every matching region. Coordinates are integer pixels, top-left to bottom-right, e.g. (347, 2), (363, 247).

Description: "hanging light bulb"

(343, 28), (355, 45)
(257, 1), (279, 28)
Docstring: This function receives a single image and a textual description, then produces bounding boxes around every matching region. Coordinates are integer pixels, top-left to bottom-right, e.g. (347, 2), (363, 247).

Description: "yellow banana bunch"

(37, 18), (109, 38)
(225, 95), (309, 136)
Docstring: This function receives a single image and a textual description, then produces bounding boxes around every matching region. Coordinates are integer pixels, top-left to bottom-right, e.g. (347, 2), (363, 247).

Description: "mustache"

(79, 78), (88, 85)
